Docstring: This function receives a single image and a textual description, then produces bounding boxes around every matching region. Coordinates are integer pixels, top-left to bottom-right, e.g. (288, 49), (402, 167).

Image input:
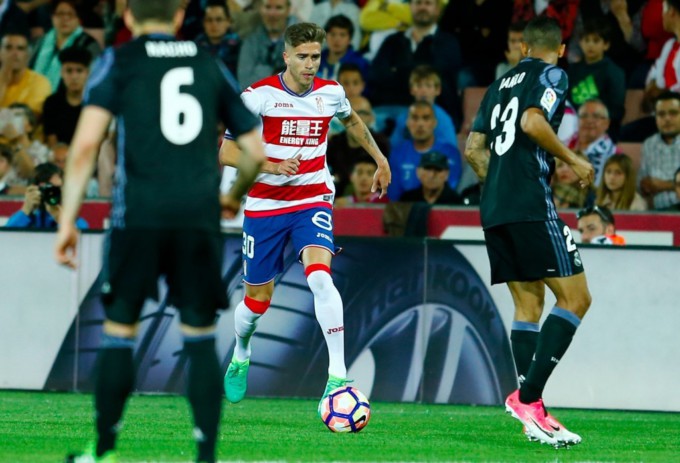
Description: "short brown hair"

(409, 65), (441, 88)
(129, 0), (182, 24)
(284, 22), (325, 49)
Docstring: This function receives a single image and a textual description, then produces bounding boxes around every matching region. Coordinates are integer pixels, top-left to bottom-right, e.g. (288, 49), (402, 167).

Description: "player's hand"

(55, 222), (79, 269)
(570, 156), (595, 189)
(372, 162), (392, 199)
(276, 154), (302, 176)
(220, 193), (241, 219)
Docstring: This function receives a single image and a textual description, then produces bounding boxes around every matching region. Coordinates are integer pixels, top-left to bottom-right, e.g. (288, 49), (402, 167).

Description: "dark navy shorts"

(483, 219), (585, 285)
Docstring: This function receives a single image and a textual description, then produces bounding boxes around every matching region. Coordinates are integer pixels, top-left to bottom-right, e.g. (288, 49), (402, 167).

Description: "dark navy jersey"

(84, 34), (258, 230)
(472, 58), (568, 229)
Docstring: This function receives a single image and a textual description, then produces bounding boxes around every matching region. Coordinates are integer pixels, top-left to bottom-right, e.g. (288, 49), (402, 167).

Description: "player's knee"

(305, 264), (336, 297)
(244, 295), (271, 315)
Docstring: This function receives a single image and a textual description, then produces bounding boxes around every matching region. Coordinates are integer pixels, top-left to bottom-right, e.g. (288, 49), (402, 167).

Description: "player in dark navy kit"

(55, 1), (265, 462)
(464, 17), (595, 448)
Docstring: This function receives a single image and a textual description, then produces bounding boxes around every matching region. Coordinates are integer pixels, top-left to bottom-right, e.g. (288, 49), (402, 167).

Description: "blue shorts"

(241, 207), (337, 285)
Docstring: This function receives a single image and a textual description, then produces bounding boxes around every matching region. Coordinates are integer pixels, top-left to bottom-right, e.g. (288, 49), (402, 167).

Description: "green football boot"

(65, 442), (118, 463)
(224, 357), (250, 403)
(318, 374), (347, 415)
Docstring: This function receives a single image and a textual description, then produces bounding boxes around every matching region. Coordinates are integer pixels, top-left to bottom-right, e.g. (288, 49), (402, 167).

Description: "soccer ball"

(319, 386), (371, 433)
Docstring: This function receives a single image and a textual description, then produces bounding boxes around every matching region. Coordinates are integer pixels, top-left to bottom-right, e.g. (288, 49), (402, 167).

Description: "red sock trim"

(244, 296), (270, 314)
(305, 263), (331, 277)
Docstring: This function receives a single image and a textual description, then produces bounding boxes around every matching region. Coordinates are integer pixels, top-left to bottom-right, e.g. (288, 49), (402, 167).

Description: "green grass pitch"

(1, 391), (679, 462)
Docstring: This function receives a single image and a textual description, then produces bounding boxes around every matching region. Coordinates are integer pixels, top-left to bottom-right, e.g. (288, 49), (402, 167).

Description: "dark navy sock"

(185, 335), (222, 463)
(95, 334), (135, 457)
(510, 321), (539, 383)
(520, 307), (580, 404)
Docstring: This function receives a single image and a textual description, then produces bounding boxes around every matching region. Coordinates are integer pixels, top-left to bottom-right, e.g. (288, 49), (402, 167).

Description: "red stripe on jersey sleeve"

(249, 182), (332, 201)
(266, 155), (326, 175)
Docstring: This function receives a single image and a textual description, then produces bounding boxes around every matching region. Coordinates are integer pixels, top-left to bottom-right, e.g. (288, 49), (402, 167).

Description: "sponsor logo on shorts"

(316, 232), (332, 243)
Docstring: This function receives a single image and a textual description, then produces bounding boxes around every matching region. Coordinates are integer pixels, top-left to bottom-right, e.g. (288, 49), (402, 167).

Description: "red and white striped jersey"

(225, 73), (352, 217)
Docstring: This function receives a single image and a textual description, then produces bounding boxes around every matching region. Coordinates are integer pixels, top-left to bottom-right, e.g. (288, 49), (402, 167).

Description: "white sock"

(233, 300), (263, 362)
(307, 270), (346, 378)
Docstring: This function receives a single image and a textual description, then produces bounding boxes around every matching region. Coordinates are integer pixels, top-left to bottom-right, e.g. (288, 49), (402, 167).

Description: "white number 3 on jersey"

(490, 96), (519, 156)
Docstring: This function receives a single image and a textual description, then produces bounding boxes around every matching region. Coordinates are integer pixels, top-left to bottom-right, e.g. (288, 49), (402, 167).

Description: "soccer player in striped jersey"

(220, 22), (390, 411)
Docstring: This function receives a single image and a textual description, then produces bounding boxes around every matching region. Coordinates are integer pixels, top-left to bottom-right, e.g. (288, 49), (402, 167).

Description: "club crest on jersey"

(316, 96), (324, 114)
(541, 88), (557, 112)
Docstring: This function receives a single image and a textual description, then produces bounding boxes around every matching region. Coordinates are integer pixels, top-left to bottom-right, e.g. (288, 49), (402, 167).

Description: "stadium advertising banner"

(1, 232), (679, 411)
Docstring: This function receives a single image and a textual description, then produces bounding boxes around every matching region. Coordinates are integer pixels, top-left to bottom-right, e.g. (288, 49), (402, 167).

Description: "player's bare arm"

(341, 109), (391, 197)
(521, 107), (595, 187)
(464, 131), (490, 181)
(55, 105), (112, 269)
(219, 138), (301, 176)
(221, 129), (267, 218)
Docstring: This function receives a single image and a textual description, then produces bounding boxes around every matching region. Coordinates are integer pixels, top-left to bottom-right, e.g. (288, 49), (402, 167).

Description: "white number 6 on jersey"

(160, 67), (203, 145)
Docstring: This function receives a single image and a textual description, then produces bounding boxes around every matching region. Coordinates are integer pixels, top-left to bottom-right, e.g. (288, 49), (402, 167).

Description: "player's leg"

(301, 245), (346, 382)
(224, 281), (274, 403)
(521, 272), (591, 405)
(68, 229), (158, 462)
(168, 229), (230, 463)
(225, 217), (285, 403)
(507, 281), (545, 384)
(180, 322), (222, 463)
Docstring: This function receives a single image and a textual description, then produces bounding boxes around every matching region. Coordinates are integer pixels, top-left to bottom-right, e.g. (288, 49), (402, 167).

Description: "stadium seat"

(461, 87), (487, 134)
(616, 142), (643, 173)
(621, 89), (650, 126)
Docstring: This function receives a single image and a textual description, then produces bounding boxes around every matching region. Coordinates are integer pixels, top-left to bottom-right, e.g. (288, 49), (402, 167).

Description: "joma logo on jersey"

(275, 102), (294, 108)
(499, 72), (526, 90)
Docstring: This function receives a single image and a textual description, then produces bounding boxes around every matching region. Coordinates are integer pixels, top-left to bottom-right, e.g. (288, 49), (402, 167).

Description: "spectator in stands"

(439, 0), (512, 88)
(388, 101), (462, 201)
(568, 0), (646, 79)
(596, 153), (647, 210)
(42, 46), (91, 148)
(327, 96), (390, 195)
(318, 15), (368, 82)
(558, 100), (580, 144)
(495, 21), (526, 80)
(0, 143), (21, 194)
(1, 103), (51, 181)
(310, 0), (361, 51)
(661, 165), (680, 210)
(619, 0), (680, 142)
(30, 1), (101, 91)
(368, 0), (462, 127)
(337, 62), (365, 99)
(0, 30), (52, 118)
(236, 0), (297, 89)
(359, 0), (412, 60)
(637, 0), (674, 89)
(389, 65), (458, 150)
(194, 0), (241, 76)
(644, 0), (680, 109)
(511, 0), (579, 41)
(5, 161), (88, 229)
(334, 157), (390, 207)
(568, 17), (626, 138)
(552, 153), (592, 209)
(576, 204), (626, 245)
(0, 0), (30, 38)
(568, 98), (619, 186)
(400, 150), (462, 205)
(639, 91), (680, 209)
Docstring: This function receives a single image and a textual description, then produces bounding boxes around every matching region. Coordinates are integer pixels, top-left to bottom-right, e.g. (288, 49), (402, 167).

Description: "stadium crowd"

(2, 0), (680, 231)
